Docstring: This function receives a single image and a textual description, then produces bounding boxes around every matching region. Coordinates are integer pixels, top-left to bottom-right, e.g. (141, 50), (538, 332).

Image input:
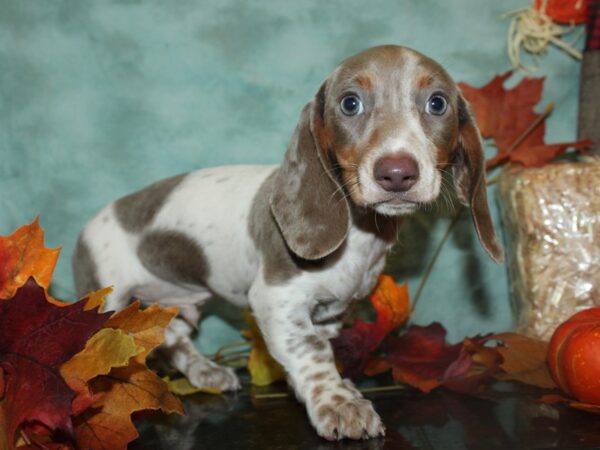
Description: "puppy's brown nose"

(374, 154), (419, 192)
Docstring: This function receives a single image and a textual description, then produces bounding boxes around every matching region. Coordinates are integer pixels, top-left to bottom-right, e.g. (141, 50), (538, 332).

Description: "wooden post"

(578, 0), (600, 154)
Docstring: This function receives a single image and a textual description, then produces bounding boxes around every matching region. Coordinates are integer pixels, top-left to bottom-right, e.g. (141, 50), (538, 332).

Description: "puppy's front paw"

(309, 394), (385, 440)
(187, 360), (241, 391)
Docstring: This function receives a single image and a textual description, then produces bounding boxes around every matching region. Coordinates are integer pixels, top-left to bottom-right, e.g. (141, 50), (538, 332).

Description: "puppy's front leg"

(249, 281), (385, 440)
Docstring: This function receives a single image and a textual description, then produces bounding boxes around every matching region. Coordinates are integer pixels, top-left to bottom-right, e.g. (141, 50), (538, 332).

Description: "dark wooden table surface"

(131, 377), (600, 450)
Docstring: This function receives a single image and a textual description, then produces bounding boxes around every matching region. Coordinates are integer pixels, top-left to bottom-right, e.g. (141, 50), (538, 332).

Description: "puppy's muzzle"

(373, 153), (420, 192)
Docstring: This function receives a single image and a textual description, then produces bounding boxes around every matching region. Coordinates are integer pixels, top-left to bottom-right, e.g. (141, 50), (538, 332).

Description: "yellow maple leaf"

(60, 328), (141, 414)
(0, 218), (60, 299)
(241, 310), (286, 387)
(82, 286), (113, 311)
(164, 376), (222, 396)
(104, 301), (179, 362)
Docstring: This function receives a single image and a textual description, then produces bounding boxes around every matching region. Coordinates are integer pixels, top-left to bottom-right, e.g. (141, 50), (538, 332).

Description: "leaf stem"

(411, 208), (464, 312)
(211, 341), (251, 362)
(252, 384), (406, 400)
(486, 102), (554, 186)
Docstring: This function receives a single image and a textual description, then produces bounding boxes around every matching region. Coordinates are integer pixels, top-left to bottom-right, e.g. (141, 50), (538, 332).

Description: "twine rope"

(505, 0), (583, 71)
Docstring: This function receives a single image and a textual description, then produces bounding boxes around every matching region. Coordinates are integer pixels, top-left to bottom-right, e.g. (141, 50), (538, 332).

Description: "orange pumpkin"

(534, 0), (589, 24)
(548, 307), (600, 404)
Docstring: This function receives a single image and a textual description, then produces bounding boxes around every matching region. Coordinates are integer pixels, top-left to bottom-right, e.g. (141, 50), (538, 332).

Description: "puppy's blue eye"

(426, 95), (447, 115)
(340, 95), (364, 116)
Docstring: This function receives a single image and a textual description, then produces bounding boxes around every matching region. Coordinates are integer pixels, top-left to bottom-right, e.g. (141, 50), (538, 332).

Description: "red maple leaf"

(331, 275), (410, 380)
(459, 72), (592, 169)
(366, 323), (502, 394)
(0, 278), (111, 448)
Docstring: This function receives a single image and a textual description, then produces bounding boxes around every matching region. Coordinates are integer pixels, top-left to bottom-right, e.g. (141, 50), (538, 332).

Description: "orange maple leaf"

(0, 218), (60, 299)
(74, 361), (184, 450)
(368, 275), (411, 345)
(486, 332), (556, 389)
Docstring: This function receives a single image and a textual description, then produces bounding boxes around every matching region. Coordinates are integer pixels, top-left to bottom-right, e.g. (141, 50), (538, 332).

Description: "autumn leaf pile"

(327, 277), (556, 395)
(0, 219), (184, 450)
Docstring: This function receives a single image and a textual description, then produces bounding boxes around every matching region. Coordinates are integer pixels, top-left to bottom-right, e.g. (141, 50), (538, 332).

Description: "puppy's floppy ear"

(452, 94), (504, 263)
(270, 83), (350, 260)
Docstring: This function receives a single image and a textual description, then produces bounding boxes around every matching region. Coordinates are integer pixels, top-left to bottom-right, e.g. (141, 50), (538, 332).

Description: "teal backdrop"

(0, 0), (583, 352)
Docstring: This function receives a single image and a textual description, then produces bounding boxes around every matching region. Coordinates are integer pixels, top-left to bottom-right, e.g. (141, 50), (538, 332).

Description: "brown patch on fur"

(315, 121), (334, 152)
(332, 145), (369, 206)
(368, 129), (380, 149)
(454, 116), (504, 263)
(354, 73), (374, 90)
(269, 100), (350, 261)
(417, 74), (433, 89)
(137, 230), (209, 286)
(292, 319), (307, 329)
(248, 170), (302, 284)
(317, 404), (332, 421)
(72, 235), (101, 297)
(309, 371), (329, 382)
(114, 173), (186, 233)
(331, 394), (346, 405)
(312, 384), (326, 401)
(435, 136), (458, 171)
(313, 354), (334, 364)
(299, 365), (311, 375)
(305, 335), (326, 352)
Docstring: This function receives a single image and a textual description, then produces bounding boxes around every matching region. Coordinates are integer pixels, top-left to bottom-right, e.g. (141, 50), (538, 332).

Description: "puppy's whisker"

(329, 176), (359, 204)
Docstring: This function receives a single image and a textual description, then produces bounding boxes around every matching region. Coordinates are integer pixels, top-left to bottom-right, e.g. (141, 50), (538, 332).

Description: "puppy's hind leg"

(160, 317), (241, 392)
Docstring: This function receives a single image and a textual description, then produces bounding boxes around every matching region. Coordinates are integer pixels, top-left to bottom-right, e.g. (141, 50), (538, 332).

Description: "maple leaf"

(365, 323), (501, 394)
(164, 376), (222, 396)
(0, 219), (60, 299)
(0, 278), (110, 449)
(81, 286), (113, 311)
(60, 328), (141, 415)
(459, 72), (592, 169)
(541, 394), (600, 414)
(486, 332), (556, 389)
(331, 275), (410, 380)
(367, 275), (411, 344)
(74, 361), (184, 450)
(242, 310), (286, 387)
(104, 301), (179, 363)
(68, 301), (184, 450)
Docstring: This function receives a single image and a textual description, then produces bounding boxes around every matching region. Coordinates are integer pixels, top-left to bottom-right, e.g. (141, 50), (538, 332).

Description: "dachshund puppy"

(73, 45), (503, 440)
